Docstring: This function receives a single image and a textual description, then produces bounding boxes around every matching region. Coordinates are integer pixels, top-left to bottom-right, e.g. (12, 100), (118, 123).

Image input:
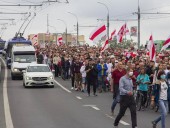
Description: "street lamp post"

(57, 19), (68, 45)
(97, 2), (109, 43)
(68, 12), (79, 46)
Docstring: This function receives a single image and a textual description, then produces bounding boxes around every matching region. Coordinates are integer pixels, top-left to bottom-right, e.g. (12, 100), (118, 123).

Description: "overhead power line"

(0, 19), (14, 20)
(0, 4), (42, 6)
(0, 12), (28, 14)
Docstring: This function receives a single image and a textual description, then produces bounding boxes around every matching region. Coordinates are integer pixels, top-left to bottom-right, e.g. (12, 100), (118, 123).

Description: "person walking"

(136, 68), (150, 110)
(37, 52), (44, 64)
(152, 71), (169, 128)
(97, 58), (108, 92)
(85, 58), (98, 96)
(114, 67), (137, 128)
(53, 53), (61, 77)
(111, 62), (126, 115)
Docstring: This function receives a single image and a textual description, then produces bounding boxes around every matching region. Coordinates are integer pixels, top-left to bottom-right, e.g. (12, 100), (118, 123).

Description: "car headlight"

(48, 76), (54, 80)
(26, 76), (32, 80)
(13, 68), (19, 72)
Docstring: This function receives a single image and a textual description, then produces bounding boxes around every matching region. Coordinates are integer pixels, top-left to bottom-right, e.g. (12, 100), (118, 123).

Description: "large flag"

(89, 23), (106, 43)
(161, 36), (170, 51)
(117, 23), (127, 43)
(100, 29), (116, 53)
(109, 30), (116, 40)
(57, 36), (63, 46)
(148, 35), (156, 62)
(32, 34), (38, 46)
(100, 40), (109, 53)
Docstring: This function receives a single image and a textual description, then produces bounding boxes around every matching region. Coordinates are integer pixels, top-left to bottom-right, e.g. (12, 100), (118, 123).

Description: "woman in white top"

(152, 71), (169, 128)
(80, 62), (87, 92)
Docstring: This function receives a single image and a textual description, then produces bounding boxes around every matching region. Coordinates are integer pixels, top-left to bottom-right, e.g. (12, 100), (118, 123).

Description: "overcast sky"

(1, 0), (170, 45)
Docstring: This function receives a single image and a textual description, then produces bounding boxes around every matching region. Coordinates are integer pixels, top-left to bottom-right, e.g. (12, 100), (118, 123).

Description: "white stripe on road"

(105, 114), (130, 126)
(92, 106), (100, 110)
(1, 58), (14, 128)
(54, 80), (72, 93)
(76, 96), (82, 100)
(83, 105), (100, 110)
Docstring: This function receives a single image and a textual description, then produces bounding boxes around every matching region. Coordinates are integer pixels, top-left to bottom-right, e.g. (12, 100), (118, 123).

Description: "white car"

(23, 64), (54, 88)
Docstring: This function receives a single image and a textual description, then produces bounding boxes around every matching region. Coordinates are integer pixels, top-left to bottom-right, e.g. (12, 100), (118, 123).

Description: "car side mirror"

(22, 70), (26, 73)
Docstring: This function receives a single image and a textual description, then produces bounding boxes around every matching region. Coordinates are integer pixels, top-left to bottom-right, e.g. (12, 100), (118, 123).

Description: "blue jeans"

(98, 76), (106, 90)
(154, 100), (168, 128)
(111, 90), (120, 112)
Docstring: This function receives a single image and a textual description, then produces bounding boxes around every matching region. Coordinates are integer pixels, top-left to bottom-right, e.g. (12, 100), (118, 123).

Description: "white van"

(11, 45), (37, 80)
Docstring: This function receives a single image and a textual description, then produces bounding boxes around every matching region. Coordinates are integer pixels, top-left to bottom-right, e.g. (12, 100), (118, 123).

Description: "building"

(28, 33), (85, 46)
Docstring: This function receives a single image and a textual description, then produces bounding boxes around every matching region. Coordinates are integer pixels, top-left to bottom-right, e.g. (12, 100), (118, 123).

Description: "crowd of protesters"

(35, 43), (170, 128)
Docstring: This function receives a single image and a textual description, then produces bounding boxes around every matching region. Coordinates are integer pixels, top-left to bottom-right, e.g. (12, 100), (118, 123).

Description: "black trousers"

(141, 91), (147, 107)
(71, 74), (75, 88)
(86, 79), (97, 95)
(54, 64), (59, 77)
(114, 95), (137, 128)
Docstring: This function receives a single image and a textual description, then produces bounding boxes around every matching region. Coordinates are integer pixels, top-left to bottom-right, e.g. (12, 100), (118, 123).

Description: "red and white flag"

(32, 34), (38, 46)
(161, 35), (170, 51)
(57, 36), (63, 46)
(32, 34), (38, 40)
(109, 30), (116, 40)
(89, 23), (106, 43)
(100, 40), (109, 53)
(148, 35), (156, 62)
(117, 24), (127, 43)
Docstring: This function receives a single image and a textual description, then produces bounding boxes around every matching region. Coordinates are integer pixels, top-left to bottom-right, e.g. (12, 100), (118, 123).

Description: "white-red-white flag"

(117, 23), (127, 43)
(32, 34), (38, 40)
(109, 30), (116, 40)
(148, 35), (156, 62)
(32, 34), (38, 46)
(100, 40), (109, 53)
(89, 23), (106, 42)
(161, 35), (170, 51)
(57, 36), (63, 46)
(100, 29), (117, 53)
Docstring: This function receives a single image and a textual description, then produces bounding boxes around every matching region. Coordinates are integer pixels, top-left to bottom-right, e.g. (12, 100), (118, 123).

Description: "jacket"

(97, 63), (108, 76)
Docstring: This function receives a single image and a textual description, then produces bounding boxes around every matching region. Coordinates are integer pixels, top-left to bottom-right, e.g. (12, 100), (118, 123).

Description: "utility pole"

(97, 2), (109, 43)
(133, 0), (170, 49)
(138, 0), (140, 49)
(47, 14), (49, 34)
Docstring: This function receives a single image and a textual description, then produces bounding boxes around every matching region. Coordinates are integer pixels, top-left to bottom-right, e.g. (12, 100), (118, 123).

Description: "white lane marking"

(105, 114), (130, 126)
(83, 105), (100, 110)
(54, 80), (72, 93)
(92, 106), (100, 110)
(76, 96), (82, 100)
(83, 105), (96, 107)
(1, 57), (14, 128)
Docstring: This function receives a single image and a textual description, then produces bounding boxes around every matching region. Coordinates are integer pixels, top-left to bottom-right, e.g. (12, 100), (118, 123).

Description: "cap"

(110, 55), (115, 58)
(115, 60), (118, 63)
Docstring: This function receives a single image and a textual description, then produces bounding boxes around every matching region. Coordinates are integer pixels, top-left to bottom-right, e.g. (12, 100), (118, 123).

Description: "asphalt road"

(0, 56), (170, 128)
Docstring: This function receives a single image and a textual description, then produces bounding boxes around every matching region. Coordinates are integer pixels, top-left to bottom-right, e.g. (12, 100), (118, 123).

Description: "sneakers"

(152, 121), (156, 128)
(71, 87), (74, 90)
(93, 93), (97, 96)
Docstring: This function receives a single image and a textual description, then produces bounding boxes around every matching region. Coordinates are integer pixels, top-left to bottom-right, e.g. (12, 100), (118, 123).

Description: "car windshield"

(14, 55), (36, 63)
(27, 66), (50, 72)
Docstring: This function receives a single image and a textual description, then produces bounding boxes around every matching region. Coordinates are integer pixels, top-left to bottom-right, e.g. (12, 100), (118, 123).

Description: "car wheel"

(23, 81), (25, 87)
(49, 85), (54, 88)
(11, 74), (15, 80)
